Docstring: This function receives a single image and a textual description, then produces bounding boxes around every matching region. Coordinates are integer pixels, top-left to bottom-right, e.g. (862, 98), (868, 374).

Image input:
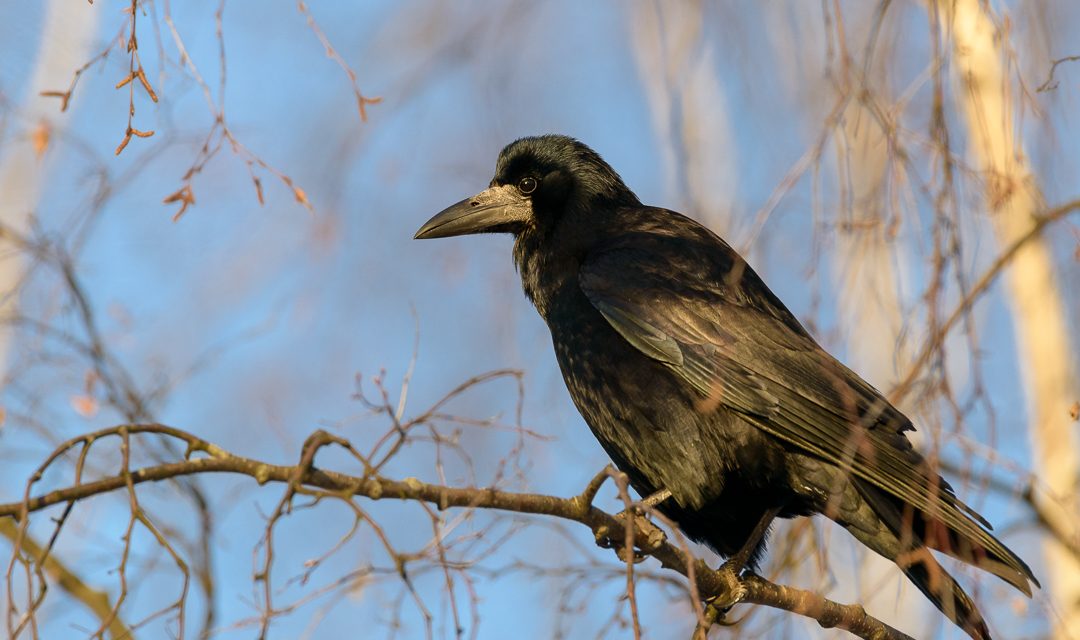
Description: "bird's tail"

(852, 476), (1037, 593)
(895, 547), (991, 640)
(840, 480), (1000, 640)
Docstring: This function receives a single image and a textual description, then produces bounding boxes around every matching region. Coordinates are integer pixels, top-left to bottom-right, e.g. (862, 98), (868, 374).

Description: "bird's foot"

(707, 559), (748, 612)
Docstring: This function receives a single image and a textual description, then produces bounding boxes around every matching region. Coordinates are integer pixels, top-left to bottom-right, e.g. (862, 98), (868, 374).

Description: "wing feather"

(580, 237), (1034, 592)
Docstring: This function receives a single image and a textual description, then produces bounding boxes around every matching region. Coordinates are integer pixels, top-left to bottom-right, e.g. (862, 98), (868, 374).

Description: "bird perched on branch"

(414, 134), (1037, 639)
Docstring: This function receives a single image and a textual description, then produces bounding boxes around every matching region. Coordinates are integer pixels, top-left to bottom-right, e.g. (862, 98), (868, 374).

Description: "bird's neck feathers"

(508, 148), (641, 318)
(511, 199), (638, 318)
(512, 223), (576, 318)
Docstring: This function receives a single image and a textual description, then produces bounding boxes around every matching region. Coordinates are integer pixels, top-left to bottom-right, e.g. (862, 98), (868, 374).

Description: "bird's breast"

(541, 285), (785, 510)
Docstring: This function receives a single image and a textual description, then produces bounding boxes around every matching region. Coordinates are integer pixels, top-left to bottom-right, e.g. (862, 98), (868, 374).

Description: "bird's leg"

(710, 506), (781, 611)
(724, 506), (781, 576)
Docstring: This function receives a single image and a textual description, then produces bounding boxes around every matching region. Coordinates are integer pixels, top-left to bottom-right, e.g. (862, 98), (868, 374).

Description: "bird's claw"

(707, 560), (748, 612)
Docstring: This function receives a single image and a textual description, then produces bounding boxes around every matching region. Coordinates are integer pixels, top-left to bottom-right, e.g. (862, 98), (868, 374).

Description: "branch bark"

(2, 424), (912, 640)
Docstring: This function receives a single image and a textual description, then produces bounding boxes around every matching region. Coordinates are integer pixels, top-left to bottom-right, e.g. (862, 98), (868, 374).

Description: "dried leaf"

(39, 89), (72, 112)
(164, 185), (196, 221)
(136, 67), (158, 102)
(115, 131), (132, 155)
(84, 369), (99, 392)
(71, 395), (99, 419)
(31, 121), (50, 158)
(293, 186), (309, 205)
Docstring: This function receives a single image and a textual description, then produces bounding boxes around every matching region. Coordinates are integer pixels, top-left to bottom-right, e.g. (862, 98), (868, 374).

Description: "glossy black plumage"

(415, 135), (1037, 639)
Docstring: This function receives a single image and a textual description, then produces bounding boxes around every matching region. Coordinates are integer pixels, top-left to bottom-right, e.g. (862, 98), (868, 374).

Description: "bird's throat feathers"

(512, 226), (575, 318)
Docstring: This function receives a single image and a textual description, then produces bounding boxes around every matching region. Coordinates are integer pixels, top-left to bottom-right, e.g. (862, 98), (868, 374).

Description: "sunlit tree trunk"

(0, 4), (129, 639)
(946, 1), (1080, 636)
(0, 1), (100, 374)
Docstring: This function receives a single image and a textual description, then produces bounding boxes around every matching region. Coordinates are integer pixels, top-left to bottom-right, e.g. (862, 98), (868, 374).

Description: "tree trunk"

(0, 1), (100, 371)
(946, 1), (1080, 636)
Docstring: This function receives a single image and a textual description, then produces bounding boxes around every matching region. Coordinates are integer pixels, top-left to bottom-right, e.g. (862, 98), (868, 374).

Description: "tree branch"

(890, 197), (1080, 403)
(1, 424), (913, 640)
(0, 519), (132, 639)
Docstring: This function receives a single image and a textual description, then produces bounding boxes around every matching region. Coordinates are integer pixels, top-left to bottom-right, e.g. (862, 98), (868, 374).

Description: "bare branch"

(2, 424), (913, 640)
(1036, 55), (1080, 92)
(0, 519), (131, 639)
(890, 197), (1080, 403)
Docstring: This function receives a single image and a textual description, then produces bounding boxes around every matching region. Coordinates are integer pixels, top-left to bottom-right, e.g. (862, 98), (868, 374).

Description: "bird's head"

(414, 135), (638, 240)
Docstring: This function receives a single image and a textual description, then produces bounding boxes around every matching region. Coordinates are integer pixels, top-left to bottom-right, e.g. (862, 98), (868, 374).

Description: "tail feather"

(897, 547), (992, 640)
(835, 479), (1012, 640)
(859, 479), (1037, 595)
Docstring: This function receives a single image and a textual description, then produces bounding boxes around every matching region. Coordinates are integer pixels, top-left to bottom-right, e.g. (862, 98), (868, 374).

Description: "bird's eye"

(518, 176), (538, 195)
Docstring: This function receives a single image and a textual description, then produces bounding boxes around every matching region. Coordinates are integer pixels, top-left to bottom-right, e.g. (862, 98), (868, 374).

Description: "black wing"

(578, 215), (1036, 593)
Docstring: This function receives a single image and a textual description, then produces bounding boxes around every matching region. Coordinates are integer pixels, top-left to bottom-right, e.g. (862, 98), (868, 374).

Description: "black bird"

(415, 135), (1037, 639)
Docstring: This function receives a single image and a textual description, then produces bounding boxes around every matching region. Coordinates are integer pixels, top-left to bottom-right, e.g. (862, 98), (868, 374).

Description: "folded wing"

(579, 226), (1036, 595)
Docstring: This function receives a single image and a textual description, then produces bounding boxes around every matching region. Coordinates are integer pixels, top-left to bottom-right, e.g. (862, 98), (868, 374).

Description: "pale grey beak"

(414, 184), (532, 239)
